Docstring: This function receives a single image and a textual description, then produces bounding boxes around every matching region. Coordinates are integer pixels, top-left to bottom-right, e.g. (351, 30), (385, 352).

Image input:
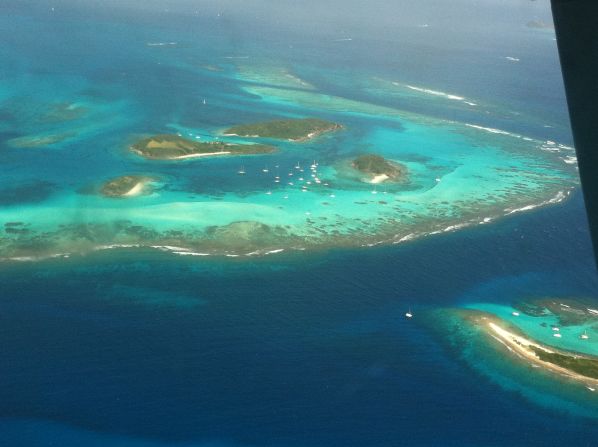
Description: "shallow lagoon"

(0, 51), (577, 259)
(1, 1), (597, 446)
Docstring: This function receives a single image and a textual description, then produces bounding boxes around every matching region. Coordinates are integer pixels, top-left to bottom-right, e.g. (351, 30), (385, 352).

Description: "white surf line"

(391, 81), (477, 105)
(505, 191), (567, 215)
(465, 123), (521, 137)
(562, 155), (577, 165)
(467, 126), (576, 161)
(264, 248), (285, 255)
(404, 84), (465, 101)
(95, 244), (141, 251)
(147, 42), (178, 47)
(150, 245), (191, 252)
(173, 251), (210, 256)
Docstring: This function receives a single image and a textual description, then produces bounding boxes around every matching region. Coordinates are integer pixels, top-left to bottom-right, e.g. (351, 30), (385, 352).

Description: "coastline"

(220, 121), (343, 142)
(486, 318), (598, 387)
(123, 180), (148, 197)
(370, 174), (389, 184)
(166, 151), (231, 160)
(0, 187), (576, 263)
(462, 310), (598, 390)
(130, 147), (232, 160)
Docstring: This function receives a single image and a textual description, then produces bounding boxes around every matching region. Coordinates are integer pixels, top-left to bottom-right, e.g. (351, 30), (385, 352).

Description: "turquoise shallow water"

(2, 1), (598, 446)
(0, 2), (578, 260)
(465, 302), (598, 356)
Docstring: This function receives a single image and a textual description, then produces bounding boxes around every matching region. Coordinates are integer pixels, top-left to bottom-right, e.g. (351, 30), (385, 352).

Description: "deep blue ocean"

(1, 192), (597, 446)
(1, 1), (597, 445)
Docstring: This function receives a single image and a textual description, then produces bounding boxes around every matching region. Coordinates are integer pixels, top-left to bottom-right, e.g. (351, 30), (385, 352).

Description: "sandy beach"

(483, 317), (598, 387)
(370, 174), (389, 184)
(169, 151), (231, 160)
(123, 181), (147, 197)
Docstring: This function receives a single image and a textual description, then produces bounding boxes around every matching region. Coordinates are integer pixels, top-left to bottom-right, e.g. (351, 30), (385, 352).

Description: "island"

(223, 118), (342, 141)
(465, 310), (598, 385)
(101, 175), (155, 197)
(130, 134), (276, 160)
(482, 312), (598, 384)
(352, 154), (407, 183)
(41, 102), (88, 123)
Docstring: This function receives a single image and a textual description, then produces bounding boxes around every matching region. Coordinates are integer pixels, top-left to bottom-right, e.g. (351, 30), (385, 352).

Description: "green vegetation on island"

(101, 175), (154, 197)
(452, 308), (598, 385)
(131, 134), (276, 160)
(352, 154), (407, 182)
(223, 118), (342, 141)
(530, 347), (598, 380)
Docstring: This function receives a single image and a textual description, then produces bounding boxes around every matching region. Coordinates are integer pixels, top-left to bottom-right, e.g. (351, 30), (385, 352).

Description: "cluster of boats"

(511, 310), (590, 340)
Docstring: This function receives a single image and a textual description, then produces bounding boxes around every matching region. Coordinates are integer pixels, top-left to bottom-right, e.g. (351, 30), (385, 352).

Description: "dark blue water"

(1, 192), (596, 446)
(2, 1), (598, 445)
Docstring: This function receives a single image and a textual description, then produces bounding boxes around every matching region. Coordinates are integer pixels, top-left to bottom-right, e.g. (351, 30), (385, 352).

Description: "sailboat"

(405, 308), (413, 318)
(581, 330), (590, 340)
(237, 166), (246, 175)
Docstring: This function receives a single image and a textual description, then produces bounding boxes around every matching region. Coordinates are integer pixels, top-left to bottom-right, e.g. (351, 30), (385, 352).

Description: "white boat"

(405, 309), (413, 318)
(512, 311), (520, 317)
(238, 166), (245, 175)
(552, 327), (560, 332)
(581, 331), (590, 340)
(553, 333), (562, 338)
(262, 167), (269, 173)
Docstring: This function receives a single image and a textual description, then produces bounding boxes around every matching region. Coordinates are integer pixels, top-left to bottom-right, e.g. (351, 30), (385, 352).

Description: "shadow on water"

(0, 181), (56, 206)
